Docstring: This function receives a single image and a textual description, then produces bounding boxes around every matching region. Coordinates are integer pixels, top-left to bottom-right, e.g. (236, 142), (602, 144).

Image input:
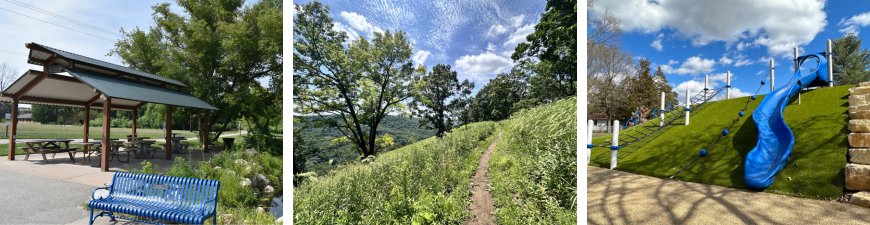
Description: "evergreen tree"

(653, 66), (677, 108)
(831, 33), (870, 85)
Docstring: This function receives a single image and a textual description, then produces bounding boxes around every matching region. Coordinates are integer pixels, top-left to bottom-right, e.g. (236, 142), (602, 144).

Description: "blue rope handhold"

(704, 88), (709, 91)
(587, 144), (594, 148)
(610, 146), (620, 150)
(739, 111), (744, 117)
(722, 129), (729, 136)
(725, 85), (731, 88)
(761, 81), (766, 85)
(751, 95), (756, 100)
(684, 107), (691, 111)
(700, 149), (707, 157)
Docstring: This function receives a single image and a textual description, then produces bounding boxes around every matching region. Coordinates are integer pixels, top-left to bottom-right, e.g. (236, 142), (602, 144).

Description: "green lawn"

(1, 123), (198, 140)
(590, 85), (850, 200)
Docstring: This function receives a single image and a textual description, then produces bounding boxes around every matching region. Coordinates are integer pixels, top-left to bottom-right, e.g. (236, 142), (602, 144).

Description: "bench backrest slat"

(107, 172), (219, 216)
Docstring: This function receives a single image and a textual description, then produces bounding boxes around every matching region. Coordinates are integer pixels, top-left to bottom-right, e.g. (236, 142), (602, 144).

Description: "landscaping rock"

(852, 87), (870, 96)
(276, 216), (283, 223)
(246, 149), (259, 156)
(846, 164), (870, 190)
(264, 185), (275, 196)
(215, 166), (221, 170)
(222, 214), (234, 223)
(851, 149), (870, 164)
(254, 173), (270, 186)
(850, 105), (870, 114)
(849, 133), (870, 148)
(235, 159), (249, 165)
(850, 94), (870, 106)
(852, 191), (870, 208)
(861, 81), (870, 87)
(240, 178), (251, 187)
(257, 207), (265, 213)
(852, 111), (870, 120)
(850, 120), (870, 132)
(228, 170), (236, 176)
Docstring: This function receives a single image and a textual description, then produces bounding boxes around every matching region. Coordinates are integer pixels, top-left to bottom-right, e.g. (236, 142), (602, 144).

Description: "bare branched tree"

(0, 63), (19, 114)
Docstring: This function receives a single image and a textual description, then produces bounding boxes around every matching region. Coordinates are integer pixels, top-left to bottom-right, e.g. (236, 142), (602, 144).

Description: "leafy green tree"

(410, 64), (474, 138)
(512, 0), (576, 97)
(109, 0), (282, 147)
(831, 33), (870, 85)
(294, 1), (416, 157)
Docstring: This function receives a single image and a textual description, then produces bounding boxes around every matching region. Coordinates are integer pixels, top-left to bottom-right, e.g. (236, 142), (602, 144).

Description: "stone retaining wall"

(846, 82), (870, 207)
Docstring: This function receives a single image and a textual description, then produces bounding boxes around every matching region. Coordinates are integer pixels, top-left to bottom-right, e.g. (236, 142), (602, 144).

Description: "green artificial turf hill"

(590, 85), (851, 200)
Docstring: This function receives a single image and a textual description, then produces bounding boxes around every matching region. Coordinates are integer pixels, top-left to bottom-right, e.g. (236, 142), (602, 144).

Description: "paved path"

(587, 166), (870, 224)
(0, 130), (246, 144)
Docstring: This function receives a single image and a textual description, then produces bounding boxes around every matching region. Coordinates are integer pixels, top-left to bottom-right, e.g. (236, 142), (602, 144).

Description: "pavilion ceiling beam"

(12, 96), (137, 111)
(86, 94), (101, 105)
(135, 102), (148, 109)
(13, 72), (47, 100)
(27, 70), (83, 84)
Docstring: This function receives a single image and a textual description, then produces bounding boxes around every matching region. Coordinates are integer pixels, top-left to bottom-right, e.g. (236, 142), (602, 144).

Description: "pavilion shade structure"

(26, 42), (185, 87)
(64, 67), (218, 110)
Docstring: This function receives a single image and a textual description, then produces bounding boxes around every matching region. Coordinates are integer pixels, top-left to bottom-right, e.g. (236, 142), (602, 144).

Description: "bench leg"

(24, 152), (29, 161)
(68, 151), (75, 163)
(41, 153), (48, 164)
(52, 152), (56, 158)
(91, 209), (116, 224)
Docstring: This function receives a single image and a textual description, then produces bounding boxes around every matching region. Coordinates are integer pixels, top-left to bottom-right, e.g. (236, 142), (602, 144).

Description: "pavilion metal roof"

(64, 67), (218, 110)
(25, 42), (186, 87)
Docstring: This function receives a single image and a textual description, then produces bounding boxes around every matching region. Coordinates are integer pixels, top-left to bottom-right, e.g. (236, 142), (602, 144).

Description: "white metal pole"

(587, 120), (593, 165)
(796, 47), (800, 104)
(704, 74), (708, 102)
(610, 120), (620, 169)
(726, 71), (731, 99)
(770, 59), (775, 91)
(660, 92), (665, 127)
(828, 39), (834, 87)
(685, 89), (690, 125)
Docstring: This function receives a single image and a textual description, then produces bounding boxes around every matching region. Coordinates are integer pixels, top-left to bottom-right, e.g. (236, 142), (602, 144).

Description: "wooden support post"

(204, 110), (210, 153)
(132, 108), (137, 137)
(165, 105), (172, 160)
(8, 99), (17, 160)
(101, 97), (111, 172)
(84, 105), (90, 155)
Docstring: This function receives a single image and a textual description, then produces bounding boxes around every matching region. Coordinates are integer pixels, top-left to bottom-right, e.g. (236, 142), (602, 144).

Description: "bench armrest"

(200, 198), (217, 216)
(92, 186), (110, 200)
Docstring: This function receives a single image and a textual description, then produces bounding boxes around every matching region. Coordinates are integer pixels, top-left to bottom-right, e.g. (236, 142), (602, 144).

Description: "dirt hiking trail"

(466, 132), (502, 225)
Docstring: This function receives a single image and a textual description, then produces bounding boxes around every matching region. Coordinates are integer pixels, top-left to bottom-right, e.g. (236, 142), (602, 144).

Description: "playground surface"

(587, 166), (870, 224)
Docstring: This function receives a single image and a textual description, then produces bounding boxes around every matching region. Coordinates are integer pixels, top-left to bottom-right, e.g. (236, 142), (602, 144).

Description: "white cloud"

(510, 15), (525, 27)
(339, 11), (383, 38)
(413, 50), (431, 66)
(590, 0), (827, 57)
(651, 39), (663, 51)
(332, 22), (360, 41)
(734, 59), (754, 67)
(839, 11), (870, 35)
(719, 54), (733, 65)
(489, 25), (508, 36)
(501, 50), (514, 57)
(667, 60), (679, 65)
(486, 43), (496, 52)
(660, 55), (716, 75)
(674, 80), (704, 105)
(454, 52), (514, 82)
(503, 24), (535, 47)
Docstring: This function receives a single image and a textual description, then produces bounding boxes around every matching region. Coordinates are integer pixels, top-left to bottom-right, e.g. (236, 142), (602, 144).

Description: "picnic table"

(160, 136), (189, 154)
(16, 139), (77, 164)
(129, 140), (158, 159)
(75, 140), (129, 166)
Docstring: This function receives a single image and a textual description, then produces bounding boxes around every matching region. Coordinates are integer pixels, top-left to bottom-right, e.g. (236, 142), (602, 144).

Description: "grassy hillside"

(296, 115), (436, 174)
(294, 121), (497, 224)
(488, 97), (577, 224)
(590, 85), (850, 200)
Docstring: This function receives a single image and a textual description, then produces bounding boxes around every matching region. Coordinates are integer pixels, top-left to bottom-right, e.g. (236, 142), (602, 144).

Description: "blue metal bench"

(88, 172), (220, 225)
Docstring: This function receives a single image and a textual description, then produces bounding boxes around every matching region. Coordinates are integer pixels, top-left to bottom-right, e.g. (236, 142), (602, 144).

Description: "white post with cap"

(726, 71), (731, 99)
(704, 74), (708, 103)
(610, 120), (620, 169)
(685, 89), (690, 125)
(795, 47), (801, 104)
(828, 39), (834, 87)
(770, 59), (775, 91)
(660, 92), (665, 127)
(587, 120), (593, 165)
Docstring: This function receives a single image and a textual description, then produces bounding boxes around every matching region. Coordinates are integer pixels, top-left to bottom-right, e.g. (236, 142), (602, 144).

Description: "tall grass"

(293, 121), (497, 224)
(488, 97), (577, 224)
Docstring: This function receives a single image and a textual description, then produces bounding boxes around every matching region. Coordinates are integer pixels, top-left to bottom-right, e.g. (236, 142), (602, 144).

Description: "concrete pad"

(64, 171), (117, 187)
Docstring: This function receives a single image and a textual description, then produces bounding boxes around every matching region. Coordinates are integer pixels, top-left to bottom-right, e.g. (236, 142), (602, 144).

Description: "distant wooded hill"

(295, 115), (435, 174)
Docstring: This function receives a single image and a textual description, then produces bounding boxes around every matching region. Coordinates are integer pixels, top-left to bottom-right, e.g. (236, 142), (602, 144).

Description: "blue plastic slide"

(744, 52), (831, 189)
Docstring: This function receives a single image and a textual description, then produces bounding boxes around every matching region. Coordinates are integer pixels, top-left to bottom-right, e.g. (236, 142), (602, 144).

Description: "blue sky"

(589, 0), (870, 104)
(292, 0), (548, 94)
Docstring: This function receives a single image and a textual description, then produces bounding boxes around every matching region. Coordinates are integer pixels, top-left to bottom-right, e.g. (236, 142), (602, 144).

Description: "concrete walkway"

(587, 166), (870, 224)
(0, 130), (246, 144)
(0, 149), (223, 224)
